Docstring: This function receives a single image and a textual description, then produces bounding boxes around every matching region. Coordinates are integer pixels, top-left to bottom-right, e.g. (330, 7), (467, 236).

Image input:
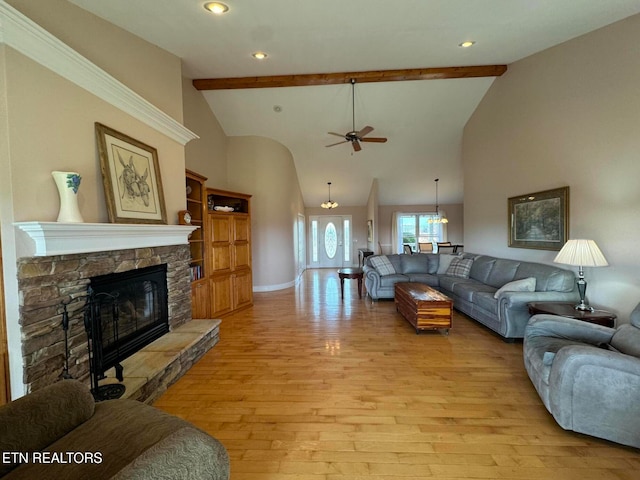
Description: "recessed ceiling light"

(273, 105), (282, 113)
(252, 51), (268, 60)
(459, 41), (476, 48)
(204, 2), (229, 15)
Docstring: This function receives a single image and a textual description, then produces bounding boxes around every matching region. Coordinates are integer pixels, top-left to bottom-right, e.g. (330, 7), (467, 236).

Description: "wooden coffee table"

(394, 282), (452, 334)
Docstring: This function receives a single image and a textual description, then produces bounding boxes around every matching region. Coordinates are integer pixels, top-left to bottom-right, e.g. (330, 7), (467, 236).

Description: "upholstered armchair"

(523, 303), (640, 448)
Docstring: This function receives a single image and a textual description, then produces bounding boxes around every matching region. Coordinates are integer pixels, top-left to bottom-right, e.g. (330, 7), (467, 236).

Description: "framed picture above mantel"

(508, 186), (569, 251)
(95, 123), (167, 224)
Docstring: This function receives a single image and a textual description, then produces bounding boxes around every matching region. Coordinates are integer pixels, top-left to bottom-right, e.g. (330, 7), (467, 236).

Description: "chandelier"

(428, 178), (448, 224)
(321, 182), (339, 209)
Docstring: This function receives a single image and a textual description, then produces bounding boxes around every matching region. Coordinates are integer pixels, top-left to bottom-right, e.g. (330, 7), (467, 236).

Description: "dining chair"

(418, 242), (433, 253)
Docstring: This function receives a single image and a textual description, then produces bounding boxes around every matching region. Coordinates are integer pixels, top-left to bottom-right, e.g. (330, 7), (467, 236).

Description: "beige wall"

(5, 51), (185, 228)
(4, 0), (187, 231)
(227, 136), (305, 290)
(7, 0), (184, 122)
(463, 14), (640, 319)
(182, 77), (229, 188)
(366, 179), (379, 252)
(1, 0), (188, 398)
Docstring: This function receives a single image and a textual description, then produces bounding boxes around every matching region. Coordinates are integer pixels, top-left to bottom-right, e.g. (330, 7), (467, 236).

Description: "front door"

(316, 216), (344, 268)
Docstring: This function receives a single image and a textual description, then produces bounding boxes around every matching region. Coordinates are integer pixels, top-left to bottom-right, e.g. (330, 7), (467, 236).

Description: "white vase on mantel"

(52, 171), (84, 223)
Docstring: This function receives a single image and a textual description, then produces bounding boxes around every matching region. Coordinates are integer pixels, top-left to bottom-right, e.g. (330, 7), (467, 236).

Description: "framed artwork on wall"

(95, 123), (167, 224)
(508, 186), (569, 250)
(367, 219), (373, 243)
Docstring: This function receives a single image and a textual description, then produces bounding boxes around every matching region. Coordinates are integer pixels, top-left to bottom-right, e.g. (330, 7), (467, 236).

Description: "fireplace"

(16, 241), (193, 394)
(85, 264), (169, 398)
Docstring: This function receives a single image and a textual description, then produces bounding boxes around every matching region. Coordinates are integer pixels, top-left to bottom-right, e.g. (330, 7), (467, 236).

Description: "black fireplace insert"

(84, 264), (169, 399)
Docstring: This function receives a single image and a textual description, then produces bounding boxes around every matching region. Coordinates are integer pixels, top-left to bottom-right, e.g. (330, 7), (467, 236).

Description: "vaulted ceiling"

(69, 0), (640, 207)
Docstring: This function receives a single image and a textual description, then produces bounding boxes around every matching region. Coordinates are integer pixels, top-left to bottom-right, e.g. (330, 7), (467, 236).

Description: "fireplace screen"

(85, 264), (169, 399)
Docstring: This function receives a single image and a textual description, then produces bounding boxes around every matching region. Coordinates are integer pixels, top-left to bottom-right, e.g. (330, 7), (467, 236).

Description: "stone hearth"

(101, 318), (220, 404)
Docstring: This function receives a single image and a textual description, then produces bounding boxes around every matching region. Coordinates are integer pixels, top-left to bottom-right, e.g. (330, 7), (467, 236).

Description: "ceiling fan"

(326, 78), (387, 152)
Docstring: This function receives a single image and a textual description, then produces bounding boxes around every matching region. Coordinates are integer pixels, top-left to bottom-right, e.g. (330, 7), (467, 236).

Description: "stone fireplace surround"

(14, 222), (220, 403)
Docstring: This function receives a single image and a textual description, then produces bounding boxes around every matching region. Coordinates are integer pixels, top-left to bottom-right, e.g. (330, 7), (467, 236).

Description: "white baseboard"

(253, 279), (297, 292)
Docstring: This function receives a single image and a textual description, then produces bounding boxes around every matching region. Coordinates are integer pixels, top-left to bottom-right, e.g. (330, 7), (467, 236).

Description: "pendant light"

(428, 178), (448, 223)
(321, 182), (338, 209)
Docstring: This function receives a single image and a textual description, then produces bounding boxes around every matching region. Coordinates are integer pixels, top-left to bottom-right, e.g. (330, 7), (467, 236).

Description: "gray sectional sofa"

(363, 253), (579, 340)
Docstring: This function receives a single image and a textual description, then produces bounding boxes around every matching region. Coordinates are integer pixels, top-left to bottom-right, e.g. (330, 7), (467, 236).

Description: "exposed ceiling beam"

(192, 65), (507, 90)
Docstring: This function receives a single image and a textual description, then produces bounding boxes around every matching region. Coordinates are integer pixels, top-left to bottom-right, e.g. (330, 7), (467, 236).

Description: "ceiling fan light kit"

(326, 79), (388, 152)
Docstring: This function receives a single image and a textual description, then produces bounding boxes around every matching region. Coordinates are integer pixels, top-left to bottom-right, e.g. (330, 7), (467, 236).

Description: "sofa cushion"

(515, 262), (575, 292)
(486, 259), (520, 288)
(4, 399), (226, 480)
(438, 275), (468, 293)
(370, 255), (396, 275)
(630, 302), (640, 327)
(610, 324), (640, 358)
(380, 274), (409, 287)
(436, 254), (459, 274)
(474, 292), (499, 315)
(405, 273), (439, 287)
(452, 282), (497, 303)
(400, 254), (430, 274)
(468, 255), (496, 283)
(0, 380), (95, 477)
(525, 336), (584, 386)
(493, 277), (537, 298)
(446, 257), (473, 278)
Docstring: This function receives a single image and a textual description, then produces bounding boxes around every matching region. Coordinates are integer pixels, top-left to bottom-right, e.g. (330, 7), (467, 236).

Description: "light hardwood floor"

(154, 269), (639, 479)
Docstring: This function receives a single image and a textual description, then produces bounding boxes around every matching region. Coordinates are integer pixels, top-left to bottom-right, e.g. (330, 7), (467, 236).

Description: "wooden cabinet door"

(232, 216), (251, 269)
(233, 270), (253, 310)
(210, 215), (232, 273)
(210, 275), (233, 317)
(210, 215), (231, 242)
(191, 279), (209, 319)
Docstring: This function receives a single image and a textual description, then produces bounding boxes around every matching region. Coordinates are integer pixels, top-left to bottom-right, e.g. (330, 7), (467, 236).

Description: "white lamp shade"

(553, 239), (608, 267)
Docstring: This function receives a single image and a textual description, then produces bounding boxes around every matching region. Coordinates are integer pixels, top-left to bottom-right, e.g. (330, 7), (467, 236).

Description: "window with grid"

(398, 214), (443, 253)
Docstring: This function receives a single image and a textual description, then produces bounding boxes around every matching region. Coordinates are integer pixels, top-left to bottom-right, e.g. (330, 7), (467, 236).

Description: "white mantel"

(14, 222), (198, 257)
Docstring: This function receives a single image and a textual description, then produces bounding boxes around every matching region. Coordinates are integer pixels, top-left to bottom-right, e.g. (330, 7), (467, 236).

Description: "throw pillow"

(369, 255), (396, 275)
(445, 257), (473, 278)
(493, 277), (537, 299)
(436, 254), (460, 274)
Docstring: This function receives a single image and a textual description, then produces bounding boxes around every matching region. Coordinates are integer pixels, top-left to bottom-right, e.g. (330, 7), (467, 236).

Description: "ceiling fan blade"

(328, 132), (346, 138)
(357, 126), (374, 138)
(361, 137), (388, 143)
(326, 140), (348, 147)
(352, 140), (362, 152)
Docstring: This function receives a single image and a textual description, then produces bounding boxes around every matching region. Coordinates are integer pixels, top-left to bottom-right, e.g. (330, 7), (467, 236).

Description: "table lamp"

(553, 239), (608, 311)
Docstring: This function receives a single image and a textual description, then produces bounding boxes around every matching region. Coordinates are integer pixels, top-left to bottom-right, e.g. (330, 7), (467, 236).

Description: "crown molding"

(0, 1), (198, 145)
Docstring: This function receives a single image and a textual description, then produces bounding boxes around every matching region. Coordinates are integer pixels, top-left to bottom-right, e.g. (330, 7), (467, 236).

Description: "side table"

(338, 267), (364, 299)
(528, 302), (616, 328)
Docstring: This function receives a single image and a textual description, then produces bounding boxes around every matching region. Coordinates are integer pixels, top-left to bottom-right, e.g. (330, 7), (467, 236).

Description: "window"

(397, 214), (444, 253)
(324, 222), (338, 259)
(311, 220), (318, 262)
(343, 219), (350, 263)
